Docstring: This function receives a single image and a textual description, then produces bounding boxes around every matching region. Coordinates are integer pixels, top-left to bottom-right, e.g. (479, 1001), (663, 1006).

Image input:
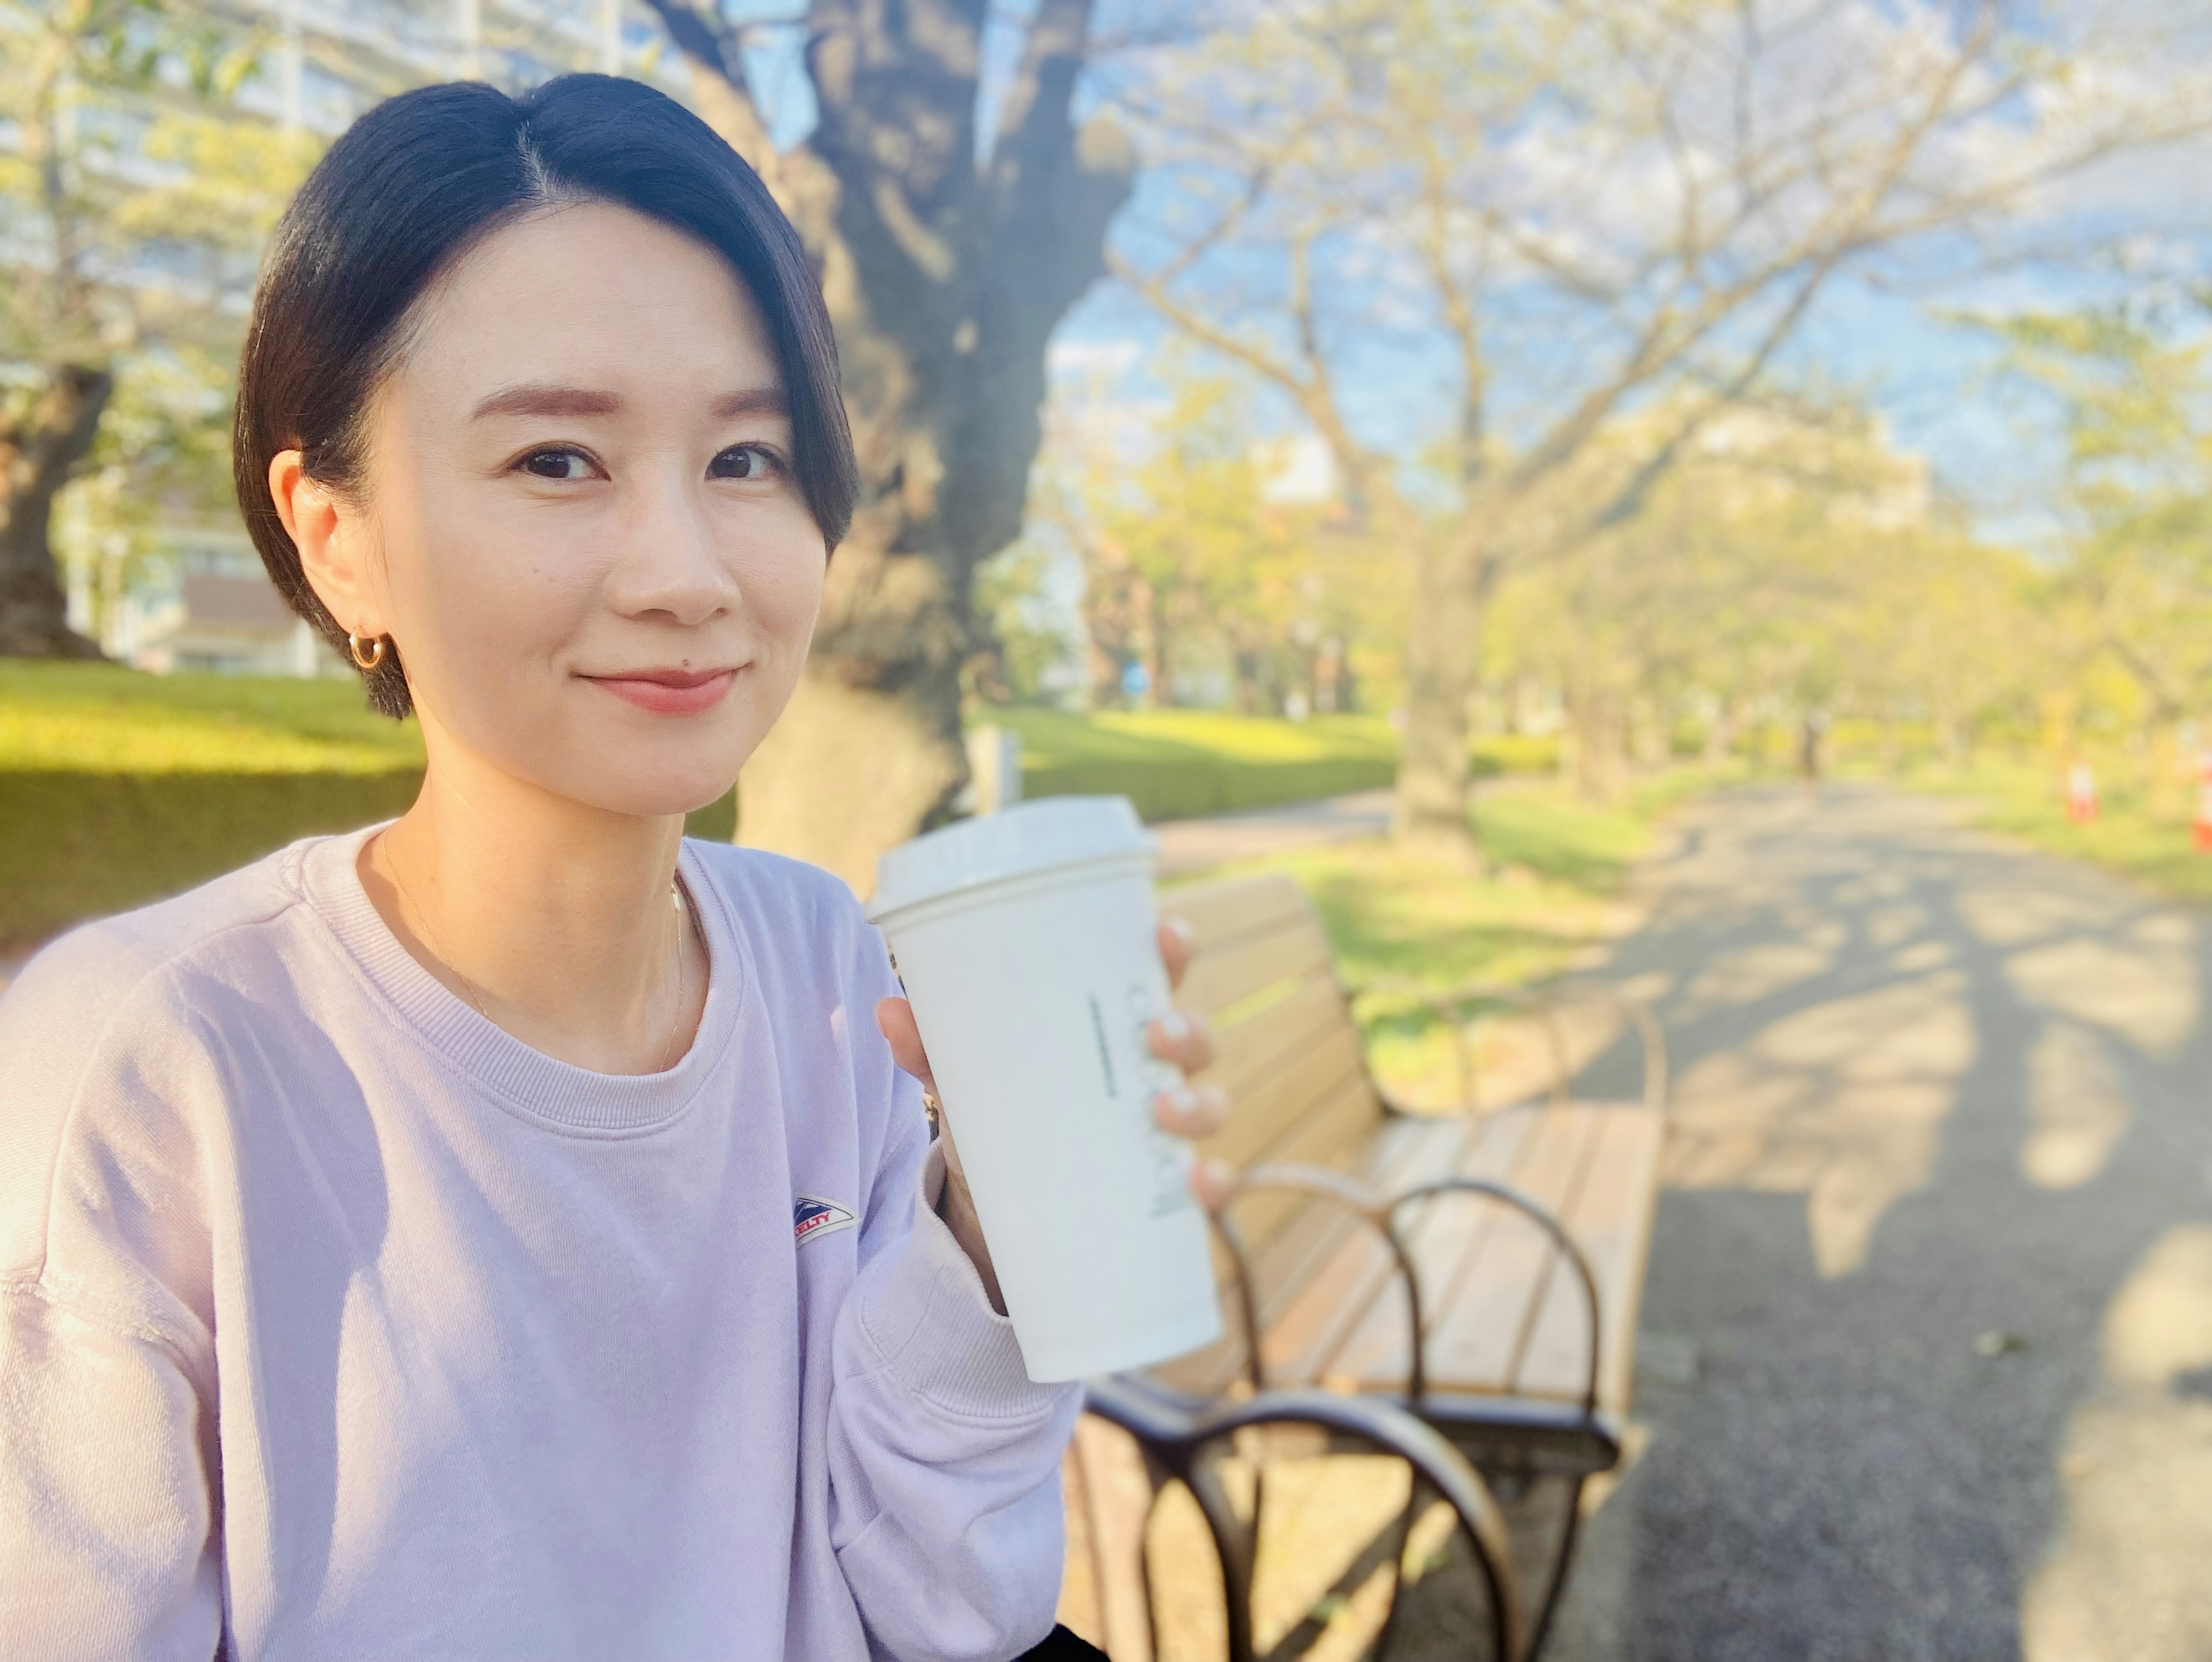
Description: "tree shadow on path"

(1550, 783), (2212, 1662)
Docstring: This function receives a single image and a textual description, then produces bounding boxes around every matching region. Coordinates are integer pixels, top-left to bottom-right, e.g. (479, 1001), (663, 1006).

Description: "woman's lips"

(585, 668), (739, 715)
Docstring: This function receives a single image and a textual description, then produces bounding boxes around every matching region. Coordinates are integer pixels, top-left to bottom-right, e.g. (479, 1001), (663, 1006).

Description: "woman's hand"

(874, 917), (1234, 1316)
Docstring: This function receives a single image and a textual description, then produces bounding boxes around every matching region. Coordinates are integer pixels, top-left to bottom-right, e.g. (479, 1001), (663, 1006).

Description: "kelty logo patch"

(794, 1194), (857, 1247)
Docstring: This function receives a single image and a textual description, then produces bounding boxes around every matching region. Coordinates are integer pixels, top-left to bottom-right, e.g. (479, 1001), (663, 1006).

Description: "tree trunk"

(1703, 702), (1736, 768)
(1392, 530), (1484, 865)
(1567, 669), (1628, 802)
(649, 0), (1133, 891)
(0, 364), (111, 659)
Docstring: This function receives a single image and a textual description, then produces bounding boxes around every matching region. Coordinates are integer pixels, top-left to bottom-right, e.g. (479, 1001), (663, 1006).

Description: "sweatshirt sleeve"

(0, 1285), (224, 1660)
(0, 933), (226, 1661)
(824, 905), (1083, 1662)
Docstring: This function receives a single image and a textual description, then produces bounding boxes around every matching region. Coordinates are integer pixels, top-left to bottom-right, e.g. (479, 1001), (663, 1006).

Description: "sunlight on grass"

(1199, 777), (1690, 1106)
(1017, 707), (1398, 766)
(1902, 753), (2212, 904)
(0, 661), (422, 774)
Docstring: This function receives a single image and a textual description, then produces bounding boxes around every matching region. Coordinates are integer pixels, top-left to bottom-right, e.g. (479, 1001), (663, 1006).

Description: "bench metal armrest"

(1082, 1376), (1528, 1662)
(1211, 1163), (1426, 1400)
(1387, 1177), (1605, 1422)
(1348, 976), (1669, 1117)
(1213, 1163), (1605, 1421)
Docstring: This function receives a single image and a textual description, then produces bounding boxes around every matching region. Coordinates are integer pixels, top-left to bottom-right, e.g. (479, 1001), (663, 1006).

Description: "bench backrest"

(1158, 873), (1387, 1353)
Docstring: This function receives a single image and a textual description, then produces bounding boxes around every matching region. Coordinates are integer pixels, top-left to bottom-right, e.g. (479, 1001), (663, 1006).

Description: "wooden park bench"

(1060, 872), (1672, 1662)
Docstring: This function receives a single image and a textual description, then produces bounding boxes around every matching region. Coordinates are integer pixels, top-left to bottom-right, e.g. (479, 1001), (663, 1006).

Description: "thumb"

(876, 995), (963, 1173)
(874, 995), (935, 1091)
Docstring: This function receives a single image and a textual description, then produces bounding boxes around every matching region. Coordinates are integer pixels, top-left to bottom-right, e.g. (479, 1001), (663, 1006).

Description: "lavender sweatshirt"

(0, 826), (1081, 1660)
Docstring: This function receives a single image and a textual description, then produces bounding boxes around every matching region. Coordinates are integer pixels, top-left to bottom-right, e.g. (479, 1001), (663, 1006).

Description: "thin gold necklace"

(387, 846), (690, 1071)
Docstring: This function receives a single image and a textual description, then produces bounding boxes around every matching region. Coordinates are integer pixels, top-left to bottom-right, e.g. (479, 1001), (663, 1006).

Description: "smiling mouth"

(584, 667), (741, 715)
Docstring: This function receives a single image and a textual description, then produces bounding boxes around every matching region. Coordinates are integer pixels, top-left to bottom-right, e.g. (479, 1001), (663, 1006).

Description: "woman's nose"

(604, 471), (741, 626)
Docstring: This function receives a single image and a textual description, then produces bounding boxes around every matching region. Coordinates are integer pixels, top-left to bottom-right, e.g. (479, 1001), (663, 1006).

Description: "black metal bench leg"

(1369, 1475), (1422, 1662)
(1185, 1452), (1260, 1662)
(1522, 1474), (1586, 1661)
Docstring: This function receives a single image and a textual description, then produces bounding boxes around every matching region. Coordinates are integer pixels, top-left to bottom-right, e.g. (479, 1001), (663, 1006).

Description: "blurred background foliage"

(3, 0), (2211, 954)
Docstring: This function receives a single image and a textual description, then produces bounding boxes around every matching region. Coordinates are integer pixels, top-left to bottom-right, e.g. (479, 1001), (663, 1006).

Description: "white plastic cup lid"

(867, 796), (1157, 922)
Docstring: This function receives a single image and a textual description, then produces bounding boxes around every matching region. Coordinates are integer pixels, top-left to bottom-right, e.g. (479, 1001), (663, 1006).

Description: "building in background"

(32, 0), (689, 675)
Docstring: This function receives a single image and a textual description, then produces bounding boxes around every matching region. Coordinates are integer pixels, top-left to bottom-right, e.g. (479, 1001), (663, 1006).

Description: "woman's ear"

(269, 449), (382, 637)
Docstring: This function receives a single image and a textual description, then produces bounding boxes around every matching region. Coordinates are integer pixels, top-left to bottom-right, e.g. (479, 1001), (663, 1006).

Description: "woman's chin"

(534, 763), (744, 823)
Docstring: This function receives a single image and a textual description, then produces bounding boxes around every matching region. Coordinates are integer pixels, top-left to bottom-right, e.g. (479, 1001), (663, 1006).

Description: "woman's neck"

(359, 739), (710, 1076)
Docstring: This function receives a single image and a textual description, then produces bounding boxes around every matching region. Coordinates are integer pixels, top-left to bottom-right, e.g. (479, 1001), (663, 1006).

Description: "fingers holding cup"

(1147, 1006), (1217, 1074)
(1154, 1082), (1231, 1141)
(1158, 917), (1196, 988)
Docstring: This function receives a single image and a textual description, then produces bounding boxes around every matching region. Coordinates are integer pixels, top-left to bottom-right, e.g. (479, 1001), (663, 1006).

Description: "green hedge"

(0, 770), (736, 951)
(999, 708), (1555, 823)
(1, 770), (422, 948)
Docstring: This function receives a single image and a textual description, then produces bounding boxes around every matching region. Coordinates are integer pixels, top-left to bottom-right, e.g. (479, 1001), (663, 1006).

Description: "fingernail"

(1194, 1156), (1238, 1209)
(1157, 1010), (1192, 1042)
(1166, 1085), (1200, 1116)
(1166, 916), (1195, 946)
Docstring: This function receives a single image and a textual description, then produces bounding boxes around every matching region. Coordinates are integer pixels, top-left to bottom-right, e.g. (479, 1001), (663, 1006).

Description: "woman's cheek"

(745, 518), (830, 652)
(415, 529), (594, 748)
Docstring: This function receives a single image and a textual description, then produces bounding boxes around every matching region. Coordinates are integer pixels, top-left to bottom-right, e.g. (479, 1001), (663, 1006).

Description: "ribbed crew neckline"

(297, 824), (748, 1136)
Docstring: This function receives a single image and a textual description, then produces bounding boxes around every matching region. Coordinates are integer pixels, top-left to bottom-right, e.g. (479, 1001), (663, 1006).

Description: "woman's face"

(312, 200), (826, 817)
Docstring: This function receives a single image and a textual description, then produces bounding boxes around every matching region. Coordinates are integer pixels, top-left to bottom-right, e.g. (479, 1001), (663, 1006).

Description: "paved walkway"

(1152, 788), (1395, 877)
(1549, 785), (2212, 1662)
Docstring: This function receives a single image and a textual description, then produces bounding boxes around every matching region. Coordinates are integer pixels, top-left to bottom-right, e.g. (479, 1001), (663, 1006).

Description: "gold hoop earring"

(347, 631), (388, 672)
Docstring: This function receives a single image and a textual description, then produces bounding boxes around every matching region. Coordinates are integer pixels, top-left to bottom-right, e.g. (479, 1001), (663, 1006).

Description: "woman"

(0, 75), (1228, 1659)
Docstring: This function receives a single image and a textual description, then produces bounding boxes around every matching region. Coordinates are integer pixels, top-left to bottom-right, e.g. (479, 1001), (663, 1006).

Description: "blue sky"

(734, 1), (2211, 555)
(1049, 2), (2212, 556)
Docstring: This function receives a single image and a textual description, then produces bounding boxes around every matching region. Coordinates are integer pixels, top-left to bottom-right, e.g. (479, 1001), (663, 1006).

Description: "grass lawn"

(997, 705), (1399, 769)
(1882, 752), (2212, 905)
(0, 660), (425, 773)
(1192, 774), (1702, 1106)
(993, 705), (1554, 822)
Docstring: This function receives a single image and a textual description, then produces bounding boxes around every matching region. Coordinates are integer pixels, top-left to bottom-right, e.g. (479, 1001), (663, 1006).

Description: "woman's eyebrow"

(467, 385), (786, 421)
(471, 384), (622, 421)
(714, 387), (787, 419)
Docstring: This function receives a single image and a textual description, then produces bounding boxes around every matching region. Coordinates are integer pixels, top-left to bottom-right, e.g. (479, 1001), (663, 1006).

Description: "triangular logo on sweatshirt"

(793, 1194), (857, 1247)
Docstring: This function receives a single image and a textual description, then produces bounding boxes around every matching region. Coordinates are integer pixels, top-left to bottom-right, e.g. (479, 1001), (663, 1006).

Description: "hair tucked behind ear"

(234, 75), (857, 719)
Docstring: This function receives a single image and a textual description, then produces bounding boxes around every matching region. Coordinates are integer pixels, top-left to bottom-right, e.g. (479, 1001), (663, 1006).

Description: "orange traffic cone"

(2194, 780), (2212, 852)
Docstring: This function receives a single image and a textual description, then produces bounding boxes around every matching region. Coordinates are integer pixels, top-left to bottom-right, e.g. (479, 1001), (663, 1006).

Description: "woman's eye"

(709, 444), (779, 481)
(520, 448), (593, 480)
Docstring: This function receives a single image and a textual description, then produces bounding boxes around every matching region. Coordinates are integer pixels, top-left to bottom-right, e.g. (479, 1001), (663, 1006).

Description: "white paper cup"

(868, 796), (1222, 1383)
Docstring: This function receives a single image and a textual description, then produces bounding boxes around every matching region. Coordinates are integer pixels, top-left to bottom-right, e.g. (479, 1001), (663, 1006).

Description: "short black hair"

(233, 74), (857, 717)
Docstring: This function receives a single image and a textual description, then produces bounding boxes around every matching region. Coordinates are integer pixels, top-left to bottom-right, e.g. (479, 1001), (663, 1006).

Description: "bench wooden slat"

(1201, 976), (1350, 1103)
(1155, 1069), (1389, 1396)
(1201, 1023), (1367, 1172)
(1392, 1106), (1605, 1395)
(1238, 1108), (1457, 1326)
(1315, 1106), (1537, 1386)
(1174, 917), (1336, 1027)
(1510, 1106), (1666, 1411)
(1253, 1116), (1480, 1388)
(1207, 1066), (1383, 1258)
(1157, 872), (1312, 954)
(1155, 1110), (1465, 1397)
